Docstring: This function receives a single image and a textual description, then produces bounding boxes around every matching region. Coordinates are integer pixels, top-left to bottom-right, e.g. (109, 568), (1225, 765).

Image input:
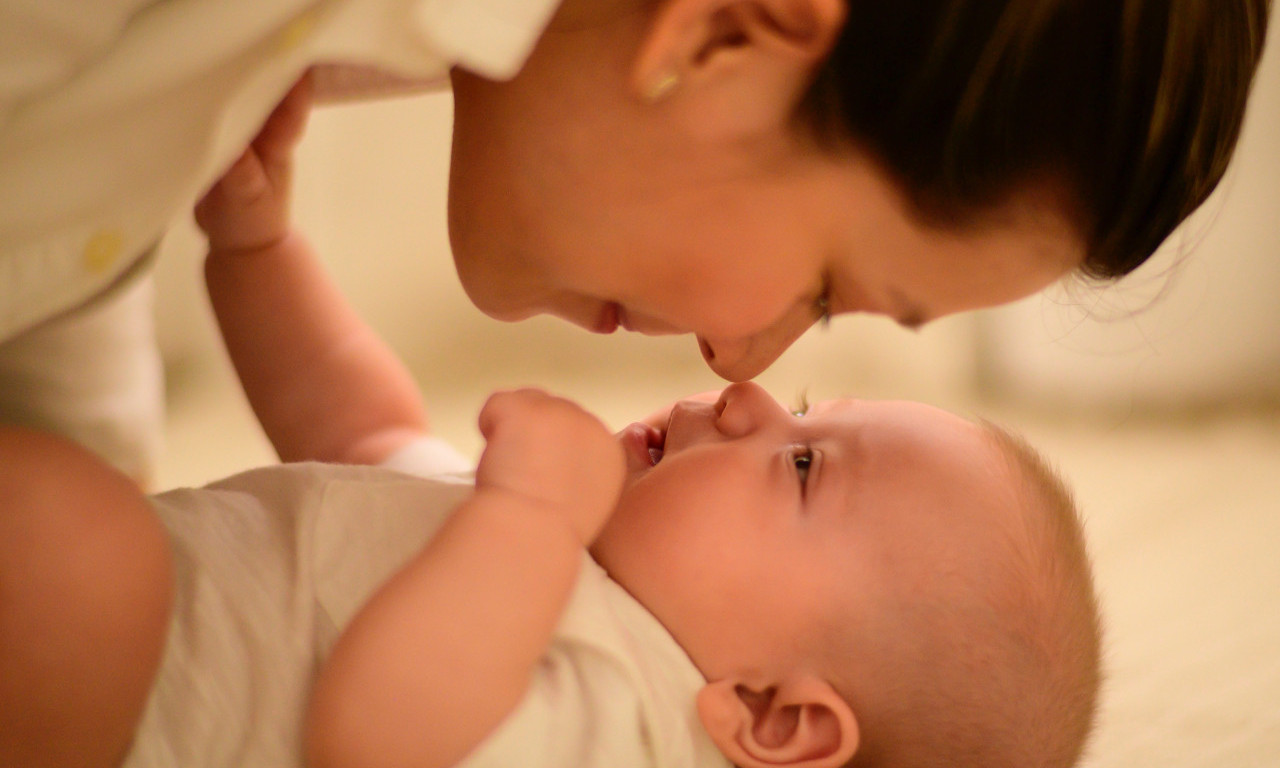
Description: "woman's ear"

(630, 0), (844, 114)
(696, 675), (859, 768)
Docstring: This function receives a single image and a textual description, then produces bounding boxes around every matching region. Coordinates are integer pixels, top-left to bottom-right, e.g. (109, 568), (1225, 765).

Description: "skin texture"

(447, 0), (1086, 380)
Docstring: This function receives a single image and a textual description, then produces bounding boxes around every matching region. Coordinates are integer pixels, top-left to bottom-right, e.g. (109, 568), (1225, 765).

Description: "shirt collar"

(414, 0), (563, 79)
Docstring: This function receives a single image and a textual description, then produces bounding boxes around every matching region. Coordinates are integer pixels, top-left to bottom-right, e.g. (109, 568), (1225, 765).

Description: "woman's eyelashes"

(814, 285), (832, 328)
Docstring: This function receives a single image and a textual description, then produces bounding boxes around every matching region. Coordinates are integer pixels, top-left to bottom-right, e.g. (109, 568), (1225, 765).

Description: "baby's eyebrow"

(813, 449), (853, 523)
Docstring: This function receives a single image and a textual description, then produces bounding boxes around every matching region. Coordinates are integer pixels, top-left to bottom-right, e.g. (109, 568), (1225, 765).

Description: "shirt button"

(276, 9), (320, 52)
(82, 229), (125, 273)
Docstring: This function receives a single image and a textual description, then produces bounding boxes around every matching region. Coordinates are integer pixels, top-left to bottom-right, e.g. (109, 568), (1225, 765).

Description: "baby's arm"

(306, 389), (625, 768)
(197, 75), (426, 465)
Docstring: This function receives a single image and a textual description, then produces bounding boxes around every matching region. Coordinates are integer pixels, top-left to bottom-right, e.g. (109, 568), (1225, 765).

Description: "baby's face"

(590, 382), (1019, 678)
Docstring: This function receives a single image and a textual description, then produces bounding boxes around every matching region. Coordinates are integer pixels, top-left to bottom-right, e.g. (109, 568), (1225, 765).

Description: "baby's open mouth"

(648, 428), (665, 466)
(620, 421), (666, 470)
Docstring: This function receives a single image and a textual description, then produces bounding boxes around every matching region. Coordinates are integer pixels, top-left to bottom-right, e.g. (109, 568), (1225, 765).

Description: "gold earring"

(644, 71), (679, 102)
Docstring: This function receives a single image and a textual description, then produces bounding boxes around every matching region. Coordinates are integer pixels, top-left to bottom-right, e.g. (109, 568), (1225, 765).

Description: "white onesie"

(124, 438), (729, 768)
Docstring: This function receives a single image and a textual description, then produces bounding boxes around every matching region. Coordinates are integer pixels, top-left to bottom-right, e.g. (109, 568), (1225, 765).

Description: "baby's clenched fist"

(475, 389), (625, 545)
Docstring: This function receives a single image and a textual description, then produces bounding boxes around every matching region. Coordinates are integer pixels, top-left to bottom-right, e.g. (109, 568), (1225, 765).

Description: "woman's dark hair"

(801, 0), (1271, 280)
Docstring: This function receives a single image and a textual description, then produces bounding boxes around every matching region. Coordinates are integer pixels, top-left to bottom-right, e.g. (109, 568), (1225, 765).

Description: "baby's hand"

(475, 389), (625, 545)
(194, 73), (313, 253)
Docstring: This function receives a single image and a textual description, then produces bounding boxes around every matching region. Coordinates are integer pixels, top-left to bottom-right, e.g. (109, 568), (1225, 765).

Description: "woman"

(1, 0), (1270, 382)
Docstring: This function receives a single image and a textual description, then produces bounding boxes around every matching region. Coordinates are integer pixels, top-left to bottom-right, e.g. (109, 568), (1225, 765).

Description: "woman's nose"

(698, 336), (783, 382)
(714, 381), (784, 437)
(697, 313), (815, 382)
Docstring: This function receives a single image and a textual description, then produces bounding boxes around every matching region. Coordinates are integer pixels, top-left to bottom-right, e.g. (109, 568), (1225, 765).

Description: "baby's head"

(591, 382), (1101, 768)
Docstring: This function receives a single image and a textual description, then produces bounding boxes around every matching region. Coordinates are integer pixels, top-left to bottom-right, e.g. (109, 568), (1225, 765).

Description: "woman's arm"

(306, 389), (625, 768)
(198, 75), (426, 465)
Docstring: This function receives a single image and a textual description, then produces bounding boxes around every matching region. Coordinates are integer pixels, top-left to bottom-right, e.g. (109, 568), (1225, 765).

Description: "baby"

(301, 381), (1102, 768)
(13, 379), (1101, 768)
(0, 88), (1100, 768)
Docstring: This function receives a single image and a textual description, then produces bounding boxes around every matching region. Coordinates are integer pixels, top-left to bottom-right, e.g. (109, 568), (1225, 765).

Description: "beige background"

(151, 27), (1280, 768)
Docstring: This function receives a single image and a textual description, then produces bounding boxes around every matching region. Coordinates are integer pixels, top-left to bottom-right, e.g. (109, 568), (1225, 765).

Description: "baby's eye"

(792, 447), (814, 487)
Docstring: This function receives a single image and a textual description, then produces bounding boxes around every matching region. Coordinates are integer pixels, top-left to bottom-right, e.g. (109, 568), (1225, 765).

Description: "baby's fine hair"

(800, 0), (1271, 280)
(838, 422), (1102, 768)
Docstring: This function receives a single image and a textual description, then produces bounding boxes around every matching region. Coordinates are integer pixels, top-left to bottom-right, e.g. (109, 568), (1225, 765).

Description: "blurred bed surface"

(1036, 415), (1280, 768)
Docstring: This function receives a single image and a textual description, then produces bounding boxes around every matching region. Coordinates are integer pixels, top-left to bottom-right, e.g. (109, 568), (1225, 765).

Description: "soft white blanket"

(1043, 418), (1280, 768)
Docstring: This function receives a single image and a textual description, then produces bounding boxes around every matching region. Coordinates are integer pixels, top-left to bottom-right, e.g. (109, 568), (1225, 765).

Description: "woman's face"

(446, 11), (1085, 382)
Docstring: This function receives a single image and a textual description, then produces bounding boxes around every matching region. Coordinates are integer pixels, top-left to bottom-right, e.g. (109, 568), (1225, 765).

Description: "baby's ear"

(696, 675), (858, 768)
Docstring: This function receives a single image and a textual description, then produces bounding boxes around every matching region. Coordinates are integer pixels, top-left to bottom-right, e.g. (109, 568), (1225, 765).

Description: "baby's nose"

(714, 381), (781, 437)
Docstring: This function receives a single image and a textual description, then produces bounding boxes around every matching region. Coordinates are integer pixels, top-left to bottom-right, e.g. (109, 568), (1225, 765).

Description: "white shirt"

(0, 0), (560, 339)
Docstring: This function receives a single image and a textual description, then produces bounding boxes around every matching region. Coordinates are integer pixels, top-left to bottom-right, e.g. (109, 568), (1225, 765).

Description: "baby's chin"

(586, 517), (621, 576)
(586, 478), (648, 577)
